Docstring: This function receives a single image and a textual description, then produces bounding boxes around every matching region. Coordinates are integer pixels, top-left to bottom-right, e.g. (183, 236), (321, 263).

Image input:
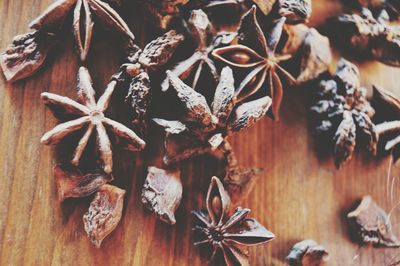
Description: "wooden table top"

(1, 0), (400, 265)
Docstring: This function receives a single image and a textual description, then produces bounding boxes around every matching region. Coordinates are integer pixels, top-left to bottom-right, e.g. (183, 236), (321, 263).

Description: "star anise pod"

(112, 30), (184, 133)
(154, 67), (272, 165)
(161, 9), (237, 91)
(192, 176), (275, 266)
(373, 86), (400, 166)
(0, 0), (134, 82)
(41, 66), (146, 174)
(212, 6), (295, 120)
(139, 0), (189, 29)
(311, 58), (378, 168)
(327, 8), (400, 67)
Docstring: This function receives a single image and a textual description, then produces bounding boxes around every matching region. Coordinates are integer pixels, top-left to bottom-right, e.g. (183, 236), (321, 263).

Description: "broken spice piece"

(286, 239), (329, 266)
(347, 195), (400, 247)
(41, 67), (146, 174)
(311, 58), (377, 168)
(141, 166), (182, 225)
(212, 6), (295, 120)
(54, 164), (113, 202)
(140, 0), (189, 29)
(112, 30), (184, 132)
(192, 176), (275, 266)
(161, 9), (236, 91)
(279, 0), (312, 24)
(83, 184), (126, 248)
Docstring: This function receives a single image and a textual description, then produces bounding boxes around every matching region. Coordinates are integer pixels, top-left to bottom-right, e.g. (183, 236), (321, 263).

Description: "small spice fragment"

(285, 239), (329, 266)
(311, 58), (377, 168)
(112, 30), (184, 133)
(155, 67), (271, 165)
(0, 31), (55, 82)
(192, 176), (275, 266)
(373, 86), (400, 166)
(347, 195), (400, 247)
(54, 164), (113, 202)
(41, 66), (146, 174)
(161, 9), (236, 91)
(213, 6), (295, 120)
(327, 9), (400, 67)
(346, 0), (400, 21)
(141, 166), (182, 225)
(139, 0), (189, 29)
(83, 184), (126, 248)
(279, 0), (312, 24)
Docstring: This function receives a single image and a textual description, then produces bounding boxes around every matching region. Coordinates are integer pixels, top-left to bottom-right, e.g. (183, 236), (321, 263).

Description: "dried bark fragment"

(279, 0), (312, 24)
(140, 0), (189, 29)
(212, 6), (295, 120)
(41, 67), (146, 174)
(83, 184), (126, 248)
(286, 239), (330, 266)
(54, 164), (113, 201)
(0, 31), (55, 82)
(347, 195), (400, 247)
(141, 166), (182, 225)
(251, 0), (276, 15)
(192, 176), (275, 266)
(328, 9), (400, 67)
(345, 0), (400, 21)
(310, 58), (377, 168)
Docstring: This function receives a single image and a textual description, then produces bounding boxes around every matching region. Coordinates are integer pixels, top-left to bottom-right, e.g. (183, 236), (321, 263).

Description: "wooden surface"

(1, 0), (400, 265)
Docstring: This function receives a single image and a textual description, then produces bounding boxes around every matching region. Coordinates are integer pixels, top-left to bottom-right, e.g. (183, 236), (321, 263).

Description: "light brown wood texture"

(1, 0), (400, 265)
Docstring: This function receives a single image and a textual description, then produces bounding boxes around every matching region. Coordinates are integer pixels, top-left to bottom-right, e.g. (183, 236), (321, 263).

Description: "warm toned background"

(1, 0), (400, 265)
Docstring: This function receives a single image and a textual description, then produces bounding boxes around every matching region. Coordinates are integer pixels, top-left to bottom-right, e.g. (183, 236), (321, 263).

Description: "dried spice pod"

(41, 67), (146, 174)
(278, 0), (312, 24)
(139, 0), (189, 29)
(112, 30), (184, 133)
(154, 67), (271, 165)
(347, 195), (400, 247)
(212, 6), (295, 120)
(161, 9), (236, 91)
(311, 58), (378, 168)
(0, 0), (134, 82)
(345, 0), (400, 21)
(286, 239), (329, 266)
(141, 166), (182, 225)
(327, 9), (400, 67)
(0, 31), (56, 82)
(374, 86), (400, 166)
(83, 184), (126, 248)
(54, 164), (113, 202)
(281, 25), (332, 84)
(192, 176), (275, 266)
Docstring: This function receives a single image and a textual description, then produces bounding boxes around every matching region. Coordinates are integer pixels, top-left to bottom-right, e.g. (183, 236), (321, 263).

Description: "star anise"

(41, 66), (146, 174)
(112, 30), (184, 133)
(161, 9), (237, 91)
(311, 58), (378, 168)
(0, 0), (135, 82)
(327, 8), (400, 67)
(154, 67), (272, 165)
(192, 176), (275, 266)
(212, 6), (295, 120)
(373, 86), (400, 166)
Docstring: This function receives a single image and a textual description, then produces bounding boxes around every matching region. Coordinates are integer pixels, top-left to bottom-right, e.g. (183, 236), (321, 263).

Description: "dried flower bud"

(83, 184), (126, 248)
(141, 167), (182, 225)
(54, 164), (113, 202)
(347, 195), (400, 247)
(286, 239), (329, 266)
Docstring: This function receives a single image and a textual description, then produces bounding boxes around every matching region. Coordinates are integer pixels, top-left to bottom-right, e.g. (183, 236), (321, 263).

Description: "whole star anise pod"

(154, 67), (272, 165)
(161, 9), (237, 91)
(192, 176), (275, 266)
(41, 66), (146, 174)
(0, 0), (134, 82)
(212, 6), (295, 120)
(327, 8), (400, 67)
(311, 58), (378, 168)
(373, 86), (400, 166)
(112, 30), (184, 133)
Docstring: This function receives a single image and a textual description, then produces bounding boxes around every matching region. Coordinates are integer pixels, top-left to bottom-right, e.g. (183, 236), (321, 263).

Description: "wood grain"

(1, 0), (400, 265)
